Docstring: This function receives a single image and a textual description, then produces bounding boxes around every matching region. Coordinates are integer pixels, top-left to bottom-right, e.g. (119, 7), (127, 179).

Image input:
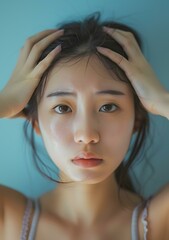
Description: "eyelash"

(53, 103), (119, 114)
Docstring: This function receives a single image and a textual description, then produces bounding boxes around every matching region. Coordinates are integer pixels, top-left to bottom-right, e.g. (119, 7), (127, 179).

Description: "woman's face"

(36, 55), (136, 184)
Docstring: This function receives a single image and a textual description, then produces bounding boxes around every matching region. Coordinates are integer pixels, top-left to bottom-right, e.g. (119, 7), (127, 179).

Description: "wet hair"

(23, 12), (149, 200)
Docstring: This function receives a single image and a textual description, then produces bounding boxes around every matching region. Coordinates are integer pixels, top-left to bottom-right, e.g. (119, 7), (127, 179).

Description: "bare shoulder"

(138, 183), (169, 240)
(0, 184), (28, 240)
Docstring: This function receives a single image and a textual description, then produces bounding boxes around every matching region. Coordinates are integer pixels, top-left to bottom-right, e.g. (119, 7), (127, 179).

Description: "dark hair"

(23, 12), (149, 200)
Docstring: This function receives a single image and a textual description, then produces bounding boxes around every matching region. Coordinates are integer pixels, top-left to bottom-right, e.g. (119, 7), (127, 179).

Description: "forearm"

(0, 91), (11, 118)
(160, 91), (169, 120)
(0, 92), (6, 118)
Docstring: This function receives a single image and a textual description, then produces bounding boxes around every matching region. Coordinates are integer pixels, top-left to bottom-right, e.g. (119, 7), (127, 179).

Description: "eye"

(53, 104), (72, 114)
(99, 103), (118, 113)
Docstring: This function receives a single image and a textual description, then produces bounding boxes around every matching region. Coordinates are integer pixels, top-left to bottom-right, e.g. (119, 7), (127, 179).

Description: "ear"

(33, 120), (41, 136)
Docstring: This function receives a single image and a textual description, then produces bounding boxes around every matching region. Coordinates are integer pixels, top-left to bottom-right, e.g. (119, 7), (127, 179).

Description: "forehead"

(45, 55), (131, 94)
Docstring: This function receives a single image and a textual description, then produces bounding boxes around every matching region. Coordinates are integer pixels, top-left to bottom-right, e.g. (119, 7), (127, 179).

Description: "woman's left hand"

(97, 26), (169, 118)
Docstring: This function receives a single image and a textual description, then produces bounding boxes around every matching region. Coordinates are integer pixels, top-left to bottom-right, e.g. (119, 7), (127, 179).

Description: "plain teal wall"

(0, 0), (169, 199)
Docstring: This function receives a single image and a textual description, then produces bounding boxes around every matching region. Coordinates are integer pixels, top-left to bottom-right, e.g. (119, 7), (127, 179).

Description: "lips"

(73, 152), (102, 160)
(72, 152), (103, 168)
(72, 159), (103, 168)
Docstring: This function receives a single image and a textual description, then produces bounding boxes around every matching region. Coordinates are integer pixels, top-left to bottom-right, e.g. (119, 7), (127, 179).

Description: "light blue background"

(0, 0), (169, 199)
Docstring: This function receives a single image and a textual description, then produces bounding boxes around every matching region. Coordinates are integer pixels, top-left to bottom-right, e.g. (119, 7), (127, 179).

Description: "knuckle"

(126, 32), (135, 43)
(25, 37), (33, 46)
(124, 38), (132, 48)
(126, 31), (134, 38)
(39, 60), (48, 69)
(32, 42), (41, 52)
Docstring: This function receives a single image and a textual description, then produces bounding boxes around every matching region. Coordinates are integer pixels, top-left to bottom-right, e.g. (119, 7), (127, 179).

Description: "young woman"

(0, 13), (169, 240)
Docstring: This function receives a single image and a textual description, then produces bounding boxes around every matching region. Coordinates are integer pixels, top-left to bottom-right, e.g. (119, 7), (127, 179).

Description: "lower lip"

(72, 159), (103, 168)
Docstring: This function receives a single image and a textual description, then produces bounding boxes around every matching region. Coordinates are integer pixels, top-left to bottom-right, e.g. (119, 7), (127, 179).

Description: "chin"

(68, 171), (113, 185)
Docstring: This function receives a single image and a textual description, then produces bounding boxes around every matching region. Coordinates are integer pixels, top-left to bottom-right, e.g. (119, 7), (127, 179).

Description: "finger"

(9, 29), (63, 82)
(103, 27), (142, 61)
(16, 29), (63, 68)
(17, 29), (57, 65)
(97, 46), (132, 77)
(24, 29), (64, 70)
(30, 44), (62, 81)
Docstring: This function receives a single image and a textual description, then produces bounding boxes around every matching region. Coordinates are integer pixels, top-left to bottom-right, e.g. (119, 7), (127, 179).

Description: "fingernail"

(96, 46), (105, 51)
(57, 44), (62, 49)
(103, 26), (115, 33)
(103, 26), (110, 31)
(58, 29), (64, 33)
(53, 44), (62, 51)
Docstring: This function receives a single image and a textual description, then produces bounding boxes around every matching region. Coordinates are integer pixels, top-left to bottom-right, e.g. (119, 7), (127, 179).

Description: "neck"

(41, 174), (131, 227)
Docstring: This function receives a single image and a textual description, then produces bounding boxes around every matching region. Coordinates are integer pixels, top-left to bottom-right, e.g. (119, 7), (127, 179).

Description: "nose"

(74, 115), (100, 144)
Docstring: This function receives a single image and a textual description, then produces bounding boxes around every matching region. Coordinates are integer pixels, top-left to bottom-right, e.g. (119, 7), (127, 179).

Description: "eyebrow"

(46, 90), (125, 98)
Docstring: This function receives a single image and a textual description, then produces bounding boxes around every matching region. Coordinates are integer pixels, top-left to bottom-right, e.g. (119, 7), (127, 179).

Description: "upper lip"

(73, 152), (102, 160)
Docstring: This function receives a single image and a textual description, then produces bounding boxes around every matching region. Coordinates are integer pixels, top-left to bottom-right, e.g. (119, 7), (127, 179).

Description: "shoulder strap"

(20, 198), (33, 240)
(28, 198), (40, 240)
(141, 196), (152, 240)
(131, 202), (142, 240)
(131, 196), (152, 240)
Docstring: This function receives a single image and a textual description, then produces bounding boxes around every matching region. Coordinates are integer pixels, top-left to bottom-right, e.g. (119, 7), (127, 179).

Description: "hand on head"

(0, 29), (64, 119)
(97, 26), (169, 117)
(1, 19), (168, 120)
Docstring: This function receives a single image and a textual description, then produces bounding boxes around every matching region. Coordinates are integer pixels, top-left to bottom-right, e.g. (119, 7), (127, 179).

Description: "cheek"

(38, 116), (73, 165)
(102, 115), (135, 155)
(49, 118), (71, 144)
(39, 115), (72, 147)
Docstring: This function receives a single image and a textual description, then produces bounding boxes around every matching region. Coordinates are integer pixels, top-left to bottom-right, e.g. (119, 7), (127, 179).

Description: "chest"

(33, 212), (133, 240)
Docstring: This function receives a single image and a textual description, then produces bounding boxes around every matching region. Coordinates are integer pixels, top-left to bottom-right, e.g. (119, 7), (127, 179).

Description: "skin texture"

(1, 25), (169, 238)
(37, 55), (135, 182)
(34, 55), (137, 227)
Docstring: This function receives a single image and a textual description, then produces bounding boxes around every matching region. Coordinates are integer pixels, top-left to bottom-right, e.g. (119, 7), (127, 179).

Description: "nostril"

(74, 130), (100, 144)
(78, 139), (96, 144)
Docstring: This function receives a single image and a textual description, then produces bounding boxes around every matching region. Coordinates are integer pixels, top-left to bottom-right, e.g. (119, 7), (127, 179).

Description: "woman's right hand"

(0, 29), (64, 119)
